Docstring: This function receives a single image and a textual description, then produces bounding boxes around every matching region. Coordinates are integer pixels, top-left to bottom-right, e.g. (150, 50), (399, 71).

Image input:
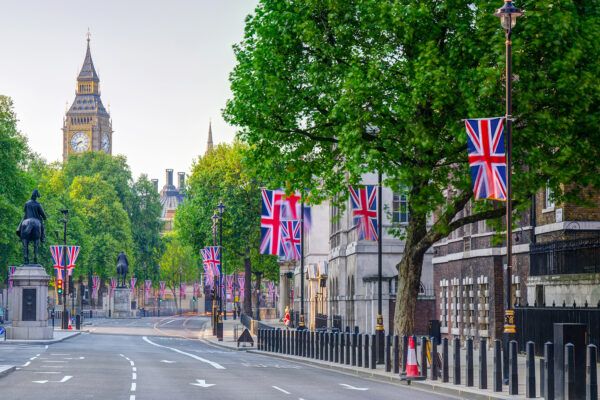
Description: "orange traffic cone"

(402, 336), (425, 381)
(68, 318), (73, 330)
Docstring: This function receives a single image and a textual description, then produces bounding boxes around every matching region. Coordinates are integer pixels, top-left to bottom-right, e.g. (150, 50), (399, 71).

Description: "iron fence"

(530, 237), (600, 276)
(315, 313), (327, 329)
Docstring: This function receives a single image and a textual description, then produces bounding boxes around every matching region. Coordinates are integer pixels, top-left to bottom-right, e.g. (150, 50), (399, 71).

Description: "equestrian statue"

(16, 189), (46, 265)
(116, 251), (129, 288)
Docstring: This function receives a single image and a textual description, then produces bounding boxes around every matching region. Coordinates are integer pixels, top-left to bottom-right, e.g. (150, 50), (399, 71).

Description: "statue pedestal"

(112, 288), (132, 318)
(6, 265), (53, 340)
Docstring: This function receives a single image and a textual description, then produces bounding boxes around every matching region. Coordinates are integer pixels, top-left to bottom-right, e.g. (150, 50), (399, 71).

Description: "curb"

(0, 365), (16, 378)
(0, 331), (82, 345)
(200, 336), (255, 352)
(246, 350), (520, 400)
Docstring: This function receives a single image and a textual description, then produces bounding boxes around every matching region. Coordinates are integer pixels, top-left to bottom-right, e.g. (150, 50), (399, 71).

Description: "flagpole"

(299, 197), (306, 329)
(376, 172), (384, 364)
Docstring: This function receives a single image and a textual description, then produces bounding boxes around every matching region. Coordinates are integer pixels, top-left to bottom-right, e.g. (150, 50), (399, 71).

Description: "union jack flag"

(238, 277), (245, 301)
(66, 246), (80, 277)
(91, 275), (99, 299)
(50, 245), (64, 280)
(464, 117), (507, 201)
(130, 277), (137, 294)
(203, 247), (221, 276)
(145, 280), (151, 298)
(267, 281), (274, 295)
(110, 277), (116, 296)
(159, 281), (166, 298)
(280, 220), (301, 260)
(204, 271), (214, 289)
(349, 186), (378, 241)
(225, 275), (234, 297)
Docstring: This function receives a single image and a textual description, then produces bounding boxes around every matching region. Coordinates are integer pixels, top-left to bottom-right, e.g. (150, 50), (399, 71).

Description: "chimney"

(166, 169), (173, 187)
(178, 172), (185, 190)
(151, 179), (159, 192)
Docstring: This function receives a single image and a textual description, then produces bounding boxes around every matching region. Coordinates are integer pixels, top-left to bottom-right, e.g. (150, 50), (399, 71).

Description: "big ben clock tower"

(62, 31), (112, 162)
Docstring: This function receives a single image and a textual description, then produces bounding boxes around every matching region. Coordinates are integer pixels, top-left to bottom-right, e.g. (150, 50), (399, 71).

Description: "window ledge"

(542, 205), (555, 214)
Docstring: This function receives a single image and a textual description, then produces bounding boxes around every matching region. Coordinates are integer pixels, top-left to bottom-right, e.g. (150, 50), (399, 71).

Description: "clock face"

(102, 133), (110, 153)
(70, 132), (89, 153)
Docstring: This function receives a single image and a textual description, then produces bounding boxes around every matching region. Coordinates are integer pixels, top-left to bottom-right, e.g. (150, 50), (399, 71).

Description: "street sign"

(0, 327), (5, 336)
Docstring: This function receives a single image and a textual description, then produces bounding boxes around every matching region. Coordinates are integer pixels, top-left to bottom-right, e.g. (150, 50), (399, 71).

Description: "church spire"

(206, 119), (214, 155)
(78, 29), (99, 83)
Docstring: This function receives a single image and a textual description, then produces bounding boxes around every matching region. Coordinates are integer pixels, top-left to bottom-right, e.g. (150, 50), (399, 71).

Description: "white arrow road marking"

(59, 376), (72, 383)
(160, 360), (176, 363)
(23, 361), (30, 367)
(190, 379), (215, 388)
(33, 380), (48, 384)
(339, 384), (368, 391)
(33, 376), (72, 384)
(272, 386), (291, 394)
(142, 336), (225, 370)
(33, 372), (61, 374)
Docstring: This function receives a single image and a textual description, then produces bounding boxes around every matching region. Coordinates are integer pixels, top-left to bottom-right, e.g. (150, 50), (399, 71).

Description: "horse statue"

(16, 189), (46, 265)
(116, 251), (129, 288)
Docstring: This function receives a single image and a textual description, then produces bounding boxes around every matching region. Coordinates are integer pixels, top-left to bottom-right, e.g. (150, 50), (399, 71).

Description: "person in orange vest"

(283, 306), (290, 329)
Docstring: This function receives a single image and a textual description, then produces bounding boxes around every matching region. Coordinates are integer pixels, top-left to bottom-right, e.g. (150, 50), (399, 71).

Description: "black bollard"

(494, 339), (502, 392)
(509, 340), (518, 395)
(278, 328), (282, 353)
(357, 334), (363, 368)
(526, 341), (536, 398)
(421, 337), (428, 378)
(334, 333), (339, 363)
(319, 332), (324, 360)
(259, 329), (262, 350)
(565, 343), (575, 400)
(266, 329), (270, 351)
(295, 329), (299, 356)
(288, 330), (291, 354)
(346, 332), (351, 365)
(299, 330), (303, 356)
(371, 334), (377, 370)
(430, 337), (438, 380)
(540, 358), (545, 398)
(304, 330), (309, 357)
(586, 344), (597, 400)
(466, 338), (474, 387)
(352, 333), (357, 366)
(311, 330), (315, 358)
(393, 335), (400, 374)
(453, 337), (461, 385)
(385, 334), (392, 372)
(283, 329), (287, 354)
(442, 337), (449, 383)
(328, 332), (333, 362)
(545, 341), (554, 400)
(364, 334), (370, 369)
(402, 335), (409, 375)
(479, 338), (487, 390)
(324, 332), (329, 361)
(339, 332), (345, 364)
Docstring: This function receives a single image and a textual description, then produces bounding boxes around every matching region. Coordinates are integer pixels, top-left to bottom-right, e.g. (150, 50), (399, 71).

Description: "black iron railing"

(530, 237), (600, 276)
(315, 313), (327, 329)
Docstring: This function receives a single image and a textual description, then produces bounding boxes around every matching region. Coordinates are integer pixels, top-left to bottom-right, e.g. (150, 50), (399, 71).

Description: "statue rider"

(16, 189), (46, 243)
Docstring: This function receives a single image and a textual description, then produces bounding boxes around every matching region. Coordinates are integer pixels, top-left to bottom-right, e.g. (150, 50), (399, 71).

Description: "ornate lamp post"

(211, 210), (219, 336)
(216, 199), (226, 340)
(494, 0), (523, 385)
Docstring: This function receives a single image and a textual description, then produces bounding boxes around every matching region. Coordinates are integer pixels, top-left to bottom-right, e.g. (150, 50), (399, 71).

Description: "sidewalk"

(0, 328), (82, 345)
(200, 316), (258, 351)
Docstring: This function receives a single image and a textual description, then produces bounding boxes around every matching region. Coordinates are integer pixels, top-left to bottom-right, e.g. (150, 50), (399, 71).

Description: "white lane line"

(45, 345), (48, 349)
(30, 356), (37, 361)
(36, 354), (40, 357)
(130, 396), (135, 400)
(161, 319), (176, 325)
(132, 373), (136, 380)
(130, 360), (134, 366)
(272, 386), (291, 395)
(142, 336), (225, 370)
(131, 382), (136, 391)
(45, 361), (66, 363)
(33, 372), (60, 374)
(120, 354), (125, 357)
(132, 367), (137, 372)
(23, 361), (31, 367)
(51, 353), (69, 355)
(59, 376), (72, 383)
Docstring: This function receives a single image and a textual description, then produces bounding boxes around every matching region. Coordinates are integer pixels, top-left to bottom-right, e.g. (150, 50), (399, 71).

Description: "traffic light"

(68, 278), (74, 295)
(192, 297), (196, 302)
(57, 279), (63, 294)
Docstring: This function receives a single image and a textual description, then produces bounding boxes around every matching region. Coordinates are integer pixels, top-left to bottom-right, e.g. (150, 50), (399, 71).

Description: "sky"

(0, 0), (259, 185)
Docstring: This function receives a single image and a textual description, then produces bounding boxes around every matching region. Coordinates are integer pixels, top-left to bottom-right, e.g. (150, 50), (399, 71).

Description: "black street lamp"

(211, 211), (218, 335)
(494, 0), (523, 385)
(58, 209), (69, 329)
(298, 196), (306, 330)
(376, 172), (384, 364)
(216, 199), (226, 340)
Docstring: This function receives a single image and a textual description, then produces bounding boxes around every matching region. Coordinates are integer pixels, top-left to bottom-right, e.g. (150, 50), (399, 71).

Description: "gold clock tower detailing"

(62, 30), (113, 162)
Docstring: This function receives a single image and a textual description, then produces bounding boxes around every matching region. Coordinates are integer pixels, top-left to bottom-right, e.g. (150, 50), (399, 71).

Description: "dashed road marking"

(273, 386), (291, 394)
(131, 382), (136, 391)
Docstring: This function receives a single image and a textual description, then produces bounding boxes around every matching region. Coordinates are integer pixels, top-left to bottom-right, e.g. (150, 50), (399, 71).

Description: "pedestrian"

(283, 306), (290, 330)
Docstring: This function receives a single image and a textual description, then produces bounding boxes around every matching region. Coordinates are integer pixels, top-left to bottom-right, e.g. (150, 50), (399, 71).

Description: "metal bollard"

(357, 334), (363, 368)
(334, 333), (339, 363)
(421, 337), (428, 378)
(324, 332), (329, 361)
(266, 329), (270, 351)
(345, 332), (351, 365)
(479, 338), (487, 389)
(371, 334), (377, 370)
(288, 330), (291, 354)
(453, 337), (461, 385)
(352, 333), (357, 366)
(402, 335), (409, 375)
(545, 341), (554, 400)
(319, 332), (324, 360)
(282, 329), (286, 354)
(304, 330), (309, 357)
(311, 331), (315, 358)
(565, 343), (575, 400)
(509, 340), (518, 395)
(466, 338), (474, 387)
(430, 337), (438, 380)
(385, 334), (391, 372)
(277, 328), (282, 353)
(295, 329), (299, 356)
(393, 335), (400, 374)
(526, 341), (536, 398)
(587, 344), (597, 400)
(540, 358), (545, 398)
(494, 339), (502, 392)
(258, 329), (262, 350)
(328, 332), (334, 362)
(364, 334), (370, 369)
(339, 332), (345, 364)
(442, 337), (449, 382)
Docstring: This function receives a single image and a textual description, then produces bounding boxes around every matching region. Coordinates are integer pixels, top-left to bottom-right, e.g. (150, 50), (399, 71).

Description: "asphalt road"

(0, 316), (458, 400)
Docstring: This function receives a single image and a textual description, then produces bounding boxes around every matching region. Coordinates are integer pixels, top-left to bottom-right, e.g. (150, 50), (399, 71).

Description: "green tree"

(224, 0), (600, 334)
(175, 142), (278, 316)
(158, 233), (197, 311)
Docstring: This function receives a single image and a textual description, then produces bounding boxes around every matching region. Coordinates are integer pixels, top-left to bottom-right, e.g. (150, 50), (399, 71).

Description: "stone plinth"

(6, 264), (53, 340)
(112, 288), (132, 318)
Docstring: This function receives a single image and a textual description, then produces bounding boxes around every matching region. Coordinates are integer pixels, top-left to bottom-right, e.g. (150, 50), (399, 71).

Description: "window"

(545, 187), (554, 210)
(392, 192), (409, 223)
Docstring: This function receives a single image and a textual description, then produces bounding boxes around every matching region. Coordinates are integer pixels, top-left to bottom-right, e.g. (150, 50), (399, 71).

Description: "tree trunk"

(393, 212), (428, 336)
(243, 255), (252, 316)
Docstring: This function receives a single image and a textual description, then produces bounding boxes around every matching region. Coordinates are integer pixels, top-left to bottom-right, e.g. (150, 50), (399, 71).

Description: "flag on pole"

(145, 280), (151, 299)
(205, 273), (214, 289)
(464, 117), (507, 201)
(50, 245), (64, 280)
(66, 245), (80, 277)
(280, 220), (301, 260)
(180, 283), (186, 298)
(349, 185), (378, 241)
(159, 281), (166, 298)
(130, 277), (137, 294)
(110, 277), (116, 297)
(8, 266), (16, 294)
(238, 277), (245, 301)
(225, 275), (234, 298)
(91, 275), (99, 299)
(193, 282), (199, 299)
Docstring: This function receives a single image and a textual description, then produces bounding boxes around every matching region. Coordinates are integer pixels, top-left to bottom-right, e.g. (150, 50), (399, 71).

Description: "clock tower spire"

(62, 31), (113, 162)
